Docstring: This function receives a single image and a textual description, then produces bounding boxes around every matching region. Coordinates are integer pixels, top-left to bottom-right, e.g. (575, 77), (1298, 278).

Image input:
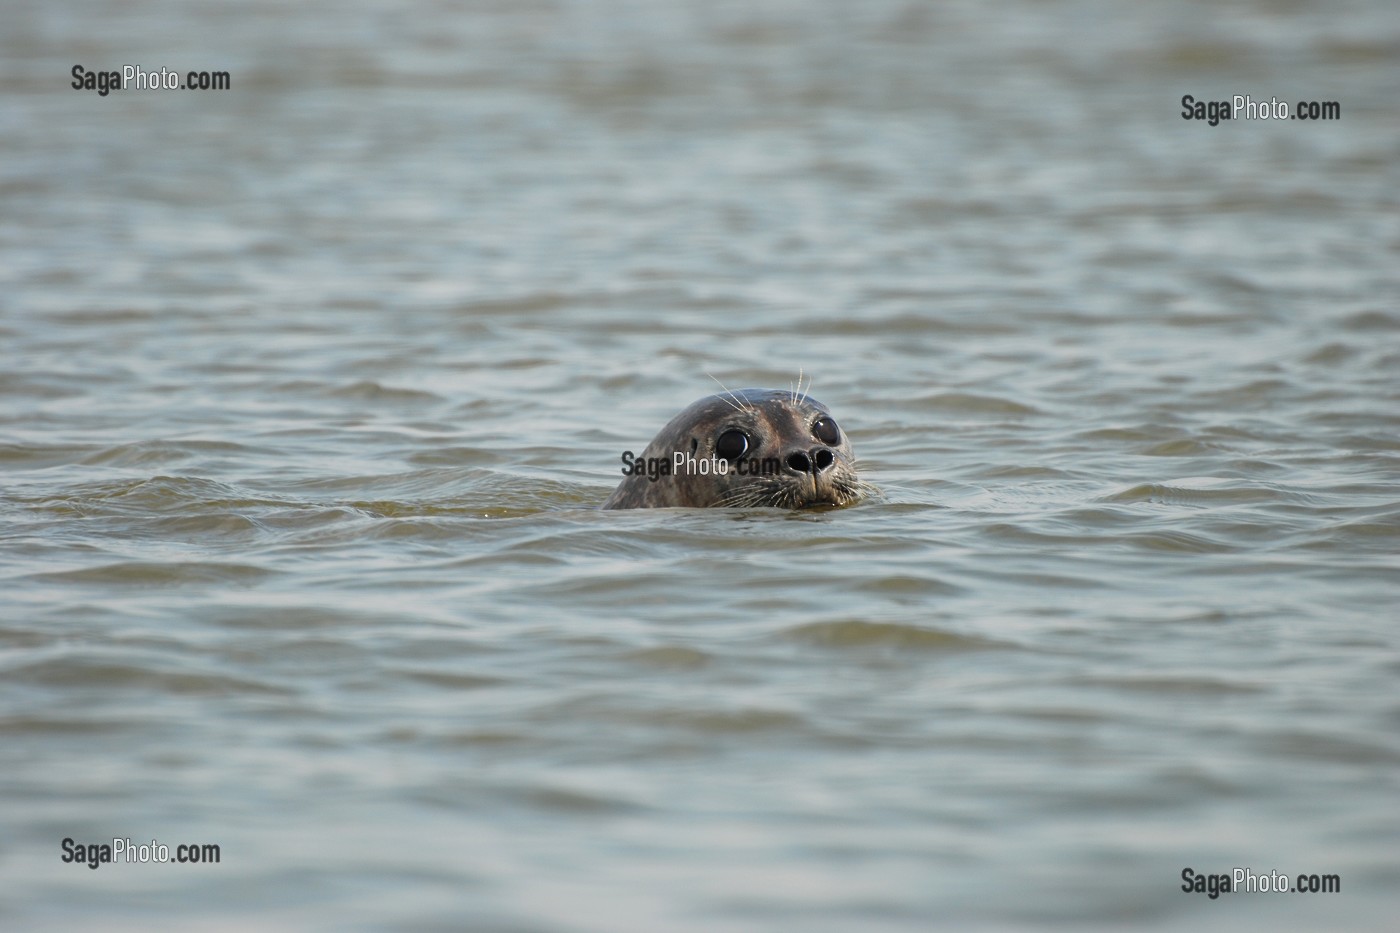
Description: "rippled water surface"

(3, 0), (1399, 929)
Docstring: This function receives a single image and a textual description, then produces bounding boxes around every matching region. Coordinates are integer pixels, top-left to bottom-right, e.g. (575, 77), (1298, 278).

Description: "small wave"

(456, 292), (575, 316)
(0, 442), (97, 467)
(1339, 309), (1400, 332)
(7, 656), (290, 695)
(777, 619), (1006, 652)
(915, 392), (1042, 417)
(1139, 438), (1217, 457)
(516, 785), (647, 815)
(1079, 674), (1265, 696)
(1255, 729), (1400, 766)
(1101, 480), (1318, 508)
(79, 439), (254, 469)
(405, 446), (502, 467)
(398, 670), (508, 690)
(32, 560), (277, 587)
(0, 713), (148, 736)
(1302, 343), (1359, 365)
(326, 380), (443, 403)
(852, 574), (964, 597)
(1117, 529), (1235, 554)
(637, 705), (806, 734)
(621, 645), (712, 669)
(35, 475), (268, 515)
(150, 513), (266, 536)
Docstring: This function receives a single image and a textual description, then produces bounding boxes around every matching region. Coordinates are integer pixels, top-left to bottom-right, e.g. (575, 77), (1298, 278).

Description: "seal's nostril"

(786, 452), (811, 474)
(813, 448), (835, 472)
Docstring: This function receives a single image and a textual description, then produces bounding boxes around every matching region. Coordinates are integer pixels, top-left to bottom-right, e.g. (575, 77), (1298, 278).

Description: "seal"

(603, 387), (867, 509)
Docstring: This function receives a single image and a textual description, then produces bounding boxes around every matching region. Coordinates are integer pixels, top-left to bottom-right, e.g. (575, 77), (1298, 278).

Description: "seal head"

(603, 388), (865, 509)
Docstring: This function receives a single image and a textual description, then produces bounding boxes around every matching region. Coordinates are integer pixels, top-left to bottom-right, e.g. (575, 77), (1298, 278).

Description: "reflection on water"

(2, 0), (1398, 929)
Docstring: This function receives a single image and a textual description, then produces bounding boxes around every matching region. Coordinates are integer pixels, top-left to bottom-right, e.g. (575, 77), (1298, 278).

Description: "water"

(3, 0), (1398, 929)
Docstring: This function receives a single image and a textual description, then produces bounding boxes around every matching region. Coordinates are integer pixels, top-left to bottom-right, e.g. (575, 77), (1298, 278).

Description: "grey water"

(2, 0), (1399, 929)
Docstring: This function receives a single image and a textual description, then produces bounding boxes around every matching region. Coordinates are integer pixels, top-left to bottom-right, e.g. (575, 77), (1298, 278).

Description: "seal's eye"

(812, 417), (841, 446)
(715, 429), (749, 461)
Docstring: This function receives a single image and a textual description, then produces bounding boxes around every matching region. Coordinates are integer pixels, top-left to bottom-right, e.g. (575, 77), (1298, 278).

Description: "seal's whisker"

(717, 485), (765, 508)
(706, 373), (749, 413)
